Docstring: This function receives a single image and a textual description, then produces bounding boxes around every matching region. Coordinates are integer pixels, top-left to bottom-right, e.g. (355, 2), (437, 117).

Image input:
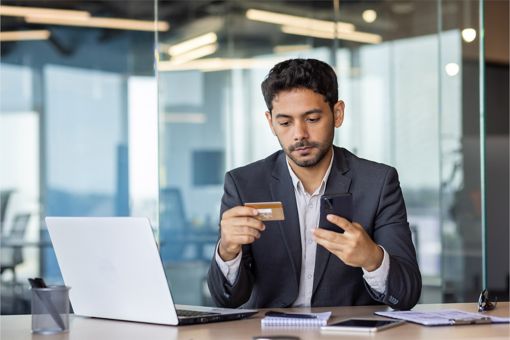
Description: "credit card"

(244, 201), (285, 221)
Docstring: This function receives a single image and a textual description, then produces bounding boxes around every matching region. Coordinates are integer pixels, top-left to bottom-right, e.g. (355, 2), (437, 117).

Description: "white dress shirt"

(215, 151), (390, 306)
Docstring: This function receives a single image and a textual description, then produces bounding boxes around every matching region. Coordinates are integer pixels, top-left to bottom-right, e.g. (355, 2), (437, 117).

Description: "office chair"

(160, 187), (187, 231)
(0, 213), (31, 283)
(159, 188), (188, 262)
(0, 189), (15, 234)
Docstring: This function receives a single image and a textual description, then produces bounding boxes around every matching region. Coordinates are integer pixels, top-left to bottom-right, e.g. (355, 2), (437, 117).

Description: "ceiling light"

(445, 63), (460, 76)
(168, 43), (218, 65)
(163, 113), (207, 124)
(246, 9), (355, 33)
(0, 5), (90, 20)
(281, 25), (382, 44)
(273, 44), (312, 54)
(0, 30), (51, 42)
(158, 58), (280, 72)
(461, 28), (477, 43)
(168, 32), (217, 56)
(362, 9), (377, 23)
(0, 4), (169, 31)
(25, 15), (169, 32)
(391, 3), (415, 15)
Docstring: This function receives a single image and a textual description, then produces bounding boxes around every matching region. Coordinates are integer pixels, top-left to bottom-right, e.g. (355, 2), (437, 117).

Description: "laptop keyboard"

(176, 309), (220, 318)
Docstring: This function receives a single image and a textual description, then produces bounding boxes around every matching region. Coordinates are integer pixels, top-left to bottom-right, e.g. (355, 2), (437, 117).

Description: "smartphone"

(252, 337), (300, 340)
(320, 319), (405, 333)
(319, 193), (353, 233)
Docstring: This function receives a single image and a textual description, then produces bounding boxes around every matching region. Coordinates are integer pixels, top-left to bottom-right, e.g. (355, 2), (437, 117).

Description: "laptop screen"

(46, 217), (179, 325)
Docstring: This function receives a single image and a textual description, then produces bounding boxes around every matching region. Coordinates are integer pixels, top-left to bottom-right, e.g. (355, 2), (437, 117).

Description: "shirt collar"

(286, 148), (334, 196)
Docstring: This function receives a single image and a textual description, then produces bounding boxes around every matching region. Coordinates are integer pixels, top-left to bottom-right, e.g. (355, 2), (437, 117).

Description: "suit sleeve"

(206, 172), (255, 308)
(364, 167), (422, 310)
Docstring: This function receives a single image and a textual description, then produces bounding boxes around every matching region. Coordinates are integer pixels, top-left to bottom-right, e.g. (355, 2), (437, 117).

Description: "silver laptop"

(45, 217), (257, 325)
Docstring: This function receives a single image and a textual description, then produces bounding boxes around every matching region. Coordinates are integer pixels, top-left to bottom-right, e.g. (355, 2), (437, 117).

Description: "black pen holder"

(31, 285), (71, 334)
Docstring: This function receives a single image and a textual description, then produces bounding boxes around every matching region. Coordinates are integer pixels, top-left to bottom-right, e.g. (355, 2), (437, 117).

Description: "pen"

(449, 317), (492, 325)
(265, 311), (317, 319)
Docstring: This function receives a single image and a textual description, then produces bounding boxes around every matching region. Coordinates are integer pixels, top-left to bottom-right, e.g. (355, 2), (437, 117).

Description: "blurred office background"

(1, 0), (508, 314)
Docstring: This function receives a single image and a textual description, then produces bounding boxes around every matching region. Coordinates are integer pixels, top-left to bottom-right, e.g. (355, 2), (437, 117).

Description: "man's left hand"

(312, 214), (383, 272)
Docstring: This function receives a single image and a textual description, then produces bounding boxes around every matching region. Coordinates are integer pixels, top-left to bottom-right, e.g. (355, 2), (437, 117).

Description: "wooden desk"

(2, 302), (508, 340)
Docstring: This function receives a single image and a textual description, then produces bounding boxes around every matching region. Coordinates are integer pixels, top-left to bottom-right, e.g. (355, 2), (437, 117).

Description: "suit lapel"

(312, 147), (352, 298)
(270, 153), (302, 287)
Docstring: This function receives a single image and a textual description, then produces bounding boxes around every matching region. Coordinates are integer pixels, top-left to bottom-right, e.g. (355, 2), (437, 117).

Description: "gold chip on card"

(244, 201), (285, 221)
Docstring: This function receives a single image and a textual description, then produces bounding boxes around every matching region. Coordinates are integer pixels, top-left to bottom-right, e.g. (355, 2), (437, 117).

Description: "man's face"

(265, 88), (344, 168)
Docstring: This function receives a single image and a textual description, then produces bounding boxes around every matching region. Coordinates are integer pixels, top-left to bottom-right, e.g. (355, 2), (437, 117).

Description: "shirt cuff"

(362, 246), (390, 294)
(215, 241), (242, 285)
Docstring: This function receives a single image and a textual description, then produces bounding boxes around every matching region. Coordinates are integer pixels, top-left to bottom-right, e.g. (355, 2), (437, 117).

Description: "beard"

(280, 128), (334, 168)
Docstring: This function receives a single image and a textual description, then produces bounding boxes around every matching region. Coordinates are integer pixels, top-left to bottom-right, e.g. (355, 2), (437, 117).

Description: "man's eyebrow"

(273, 113), (292, 119)
(273, 108), (323, 119)
(303, 108), (323, 115)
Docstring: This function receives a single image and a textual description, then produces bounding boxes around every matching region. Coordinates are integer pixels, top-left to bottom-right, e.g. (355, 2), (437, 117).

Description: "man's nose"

(293, 121), (309, 141)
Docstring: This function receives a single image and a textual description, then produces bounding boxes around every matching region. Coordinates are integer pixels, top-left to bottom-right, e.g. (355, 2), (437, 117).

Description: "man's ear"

(333, 101), (345, 128)
(265, 111), (276, 136)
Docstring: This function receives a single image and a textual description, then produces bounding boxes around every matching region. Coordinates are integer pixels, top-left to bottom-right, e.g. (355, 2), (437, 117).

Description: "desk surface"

(2, 302), (509, 340)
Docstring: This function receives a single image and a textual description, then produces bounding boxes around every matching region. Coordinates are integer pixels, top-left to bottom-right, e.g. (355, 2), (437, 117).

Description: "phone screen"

(321, 319), (404, 333)
(329, 319), (397, 328)
(319, 193), (352, 233)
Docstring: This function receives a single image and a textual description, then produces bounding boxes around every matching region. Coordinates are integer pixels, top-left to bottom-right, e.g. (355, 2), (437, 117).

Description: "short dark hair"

(261, 58), (338, 112)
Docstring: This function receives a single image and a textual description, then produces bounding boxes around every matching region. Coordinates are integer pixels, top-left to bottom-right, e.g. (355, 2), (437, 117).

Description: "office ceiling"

(0, 0), (445, 35)
(0, 0), (475, 56)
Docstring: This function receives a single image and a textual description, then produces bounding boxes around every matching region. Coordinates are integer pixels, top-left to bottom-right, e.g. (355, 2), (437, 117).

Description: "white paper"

(375, 309), (510, 326)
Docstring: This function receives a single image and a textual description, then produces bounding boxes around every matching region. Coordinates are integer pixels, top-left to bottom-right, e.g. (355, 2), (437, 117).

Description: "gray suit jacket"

(207, 146), (421, 310)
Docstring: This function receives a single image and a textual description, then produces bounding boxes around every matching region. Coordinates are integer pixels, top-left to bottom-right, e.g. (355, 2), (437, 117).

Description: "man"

(207, 58), (421, 310)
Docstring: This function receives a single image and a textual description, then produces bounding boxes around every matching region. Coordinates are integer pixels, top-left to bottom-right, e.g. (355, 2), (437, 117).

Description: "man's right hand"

(218, 206), (266, 261)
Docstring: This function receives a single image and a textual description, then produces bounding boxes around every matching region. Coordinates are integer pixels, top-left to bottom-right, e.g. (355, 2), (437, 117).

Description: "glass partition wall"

(0, 1), (159, 314)
(0, 0), (488, 315)
(156, 0), (485, 305)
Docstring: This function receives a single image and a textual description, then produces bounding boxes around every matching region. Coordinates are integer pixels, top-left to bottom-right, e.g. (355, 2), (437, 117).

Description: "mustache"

(288, 141), (320, 152)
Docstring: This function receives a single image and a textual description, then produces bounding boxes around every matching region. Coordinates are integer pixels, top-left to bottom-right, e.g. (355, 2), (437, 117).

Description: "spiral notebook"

(261, 311), (332, 327)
